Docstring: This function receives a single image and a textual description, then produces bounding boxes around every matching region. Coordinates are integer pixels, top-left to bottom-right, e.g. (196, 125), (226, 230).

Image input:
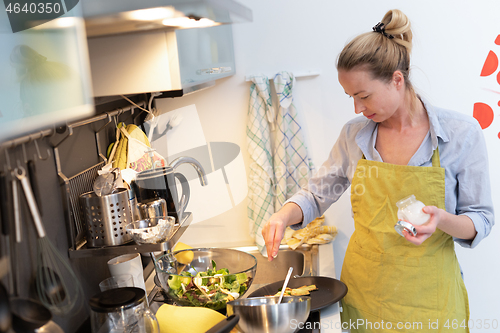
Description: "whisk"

(15, 166), (84, 316)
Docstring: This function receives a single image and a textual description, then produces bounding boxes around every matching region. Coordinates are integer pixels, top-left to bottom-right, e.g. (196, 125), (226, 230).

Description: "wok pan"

(248, 276), (347, 312)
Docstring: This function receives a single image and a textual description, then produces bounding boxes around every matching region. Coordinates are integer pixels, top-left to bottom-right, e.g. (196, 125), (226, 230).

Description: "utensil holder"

(79, 188), (133, 248)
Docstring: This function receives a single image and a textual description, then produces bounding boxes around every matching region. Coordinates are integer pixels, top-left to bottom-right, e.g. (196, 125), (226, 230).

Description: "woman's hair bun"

(381, 9), (413, 52)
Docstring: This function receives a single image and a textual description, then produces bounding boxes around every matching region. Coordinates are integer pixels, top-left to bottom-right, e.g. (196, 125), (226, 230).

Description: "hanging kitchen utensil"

(15, 166), (84, 316)
(277, 267), (293, 304)
(35, 266), (67, 306)
(27, 159), (43, 216)
(11, 177), (21, 246)
(0, 172), (10, 237)
(10, 175), (21, 297)
(0, 171), (14, 295)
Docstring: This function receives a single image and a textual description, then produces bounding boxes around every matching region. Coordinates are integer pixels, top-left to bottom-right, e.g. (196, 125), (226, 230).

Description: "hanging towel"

(273, 71), (314, 212)
(247, 75), (275, 254)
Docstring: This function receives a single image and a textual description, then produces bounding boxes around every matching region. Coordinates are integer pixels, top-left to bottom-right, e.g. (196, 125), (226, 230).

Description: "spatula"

(278, 267), (293, 304)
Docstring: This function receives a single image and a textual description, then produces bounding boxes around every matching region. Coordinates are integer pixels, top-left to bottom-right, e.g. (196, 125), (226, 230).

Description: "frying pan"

(248, 276), (348, 312)
(10, 297), (52, 331)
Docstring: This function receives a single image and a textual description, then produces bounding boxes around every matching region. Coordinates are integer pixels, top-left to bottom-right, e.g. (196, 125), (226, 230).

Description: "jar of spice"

(394, 195), (431, 237)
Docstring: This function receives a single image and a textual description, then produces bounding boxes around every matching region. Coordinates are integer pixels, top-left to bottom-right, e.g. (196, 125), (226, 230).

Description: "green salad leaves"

(167, 260), (251, 310)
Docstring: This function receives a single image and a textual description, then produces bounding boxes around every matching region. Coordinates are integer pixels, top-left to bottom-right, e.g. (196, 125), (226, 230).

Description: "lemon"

(174, 242), (194, 264)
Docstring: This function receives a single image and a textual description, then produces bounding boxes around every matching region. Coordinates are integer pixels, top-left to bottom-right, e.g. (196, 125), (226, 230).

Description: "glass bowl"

(154, 248), (257, 310)
(125, 216), (176, 244)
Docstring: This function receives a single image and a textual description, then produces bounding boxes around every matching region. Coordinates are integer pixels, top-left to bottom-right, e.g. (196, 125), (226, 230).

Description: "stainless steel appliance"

(131, 156), (207, 223)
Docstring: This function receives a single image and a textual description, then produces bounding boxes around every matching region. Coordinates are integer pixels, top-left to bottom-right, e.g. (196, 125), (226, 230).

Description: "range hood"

(81, 0), (253, 38)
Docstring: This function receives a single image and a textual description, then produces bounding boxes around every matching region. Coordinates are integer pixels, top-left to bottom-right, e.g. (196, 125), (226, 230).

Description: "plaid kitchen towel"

(273, 71), (314, 212)
(247, 75), (275, 254)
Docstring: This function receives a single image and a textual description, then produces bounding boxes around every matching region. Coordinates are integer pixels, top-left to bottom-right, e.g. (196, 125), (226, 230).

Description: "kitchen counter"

(146, 241), (342, 333)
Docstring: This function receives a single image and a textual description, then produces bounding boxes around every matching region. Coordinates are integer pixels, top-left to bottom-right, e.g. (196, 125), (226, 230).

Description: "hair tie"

(372, 22), (394, 39)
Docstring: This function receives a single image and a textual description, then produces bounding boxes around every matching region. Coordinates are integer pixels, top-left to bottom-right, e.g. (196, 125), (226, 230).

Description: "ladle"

(277, 267), (293, 304)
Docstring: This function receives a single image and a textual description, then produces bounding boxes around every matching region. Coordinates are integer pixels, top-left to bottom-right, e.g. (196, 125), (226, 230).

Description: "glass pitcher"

(89, 287), (159, 333)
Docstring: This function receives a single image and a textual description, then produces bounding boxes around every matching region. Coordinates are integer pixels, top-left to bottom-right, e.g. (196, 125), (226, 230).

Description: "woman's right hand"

(261, 202), (304, 261)
(261, 213), (288, 260)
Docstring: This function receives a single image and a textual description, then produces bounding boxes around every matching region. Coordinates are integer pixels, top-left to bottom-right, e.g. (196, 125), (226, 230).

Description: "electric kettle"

(89, 287), (159, 333)
(131, 156), (208, 223)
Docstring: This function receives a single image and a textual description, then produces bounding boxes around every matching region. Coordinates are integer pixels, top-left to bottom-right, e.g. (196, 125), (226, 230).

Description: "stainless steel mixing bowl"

(226, 296), (311, 333)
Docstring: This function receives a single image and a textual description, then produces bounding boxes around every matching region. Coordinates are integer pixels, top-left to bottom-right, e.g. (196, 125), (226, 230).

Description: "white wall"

(158, 0), (500, 330)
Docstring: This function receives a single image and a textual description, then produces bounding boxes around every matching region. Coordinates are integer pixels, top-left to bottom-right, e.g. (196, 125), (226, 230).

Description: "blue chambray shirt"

(287, 99), (494, 248)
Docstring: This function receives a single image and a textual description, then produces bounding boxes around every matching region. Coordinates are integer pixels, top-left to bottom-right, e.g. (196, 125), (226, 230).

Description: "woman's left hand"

(402, 206), (443, 245)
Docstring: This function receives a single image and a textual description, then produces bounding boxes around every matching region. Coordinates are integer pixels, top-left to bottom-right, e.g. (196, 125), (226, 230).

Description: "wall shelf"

(68, 213), (192, 259)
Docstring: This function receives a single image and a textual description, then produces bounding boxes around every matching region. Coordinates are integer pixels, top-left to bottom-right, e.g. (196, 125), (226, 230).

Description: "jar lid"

(394, 220), (417, 237)
(89, 287), (145, 313)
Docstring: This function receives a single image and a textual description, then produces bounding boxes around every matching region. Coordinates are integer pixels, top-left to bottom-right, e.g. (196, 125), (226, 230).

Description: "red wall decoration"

(475, 34), (500, 139)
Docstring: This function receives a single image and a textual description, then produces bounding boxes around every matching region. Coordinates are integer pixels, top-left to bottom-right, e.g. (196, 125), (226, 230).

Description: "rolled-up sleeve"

(453, 123), (494, 248)
(286, 124), (354, 229)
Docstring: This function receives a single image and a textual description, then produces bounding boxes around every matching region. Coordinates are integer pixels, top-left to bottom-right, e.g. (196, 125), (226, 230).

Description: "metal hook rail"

(0, 100), (146, 151)
(0, 100), (147, 252)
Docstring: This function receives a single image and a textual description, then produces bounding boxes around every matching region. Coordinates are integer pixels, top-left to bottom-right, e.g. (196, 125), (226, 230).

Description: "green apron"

(340, 148), (469, 332)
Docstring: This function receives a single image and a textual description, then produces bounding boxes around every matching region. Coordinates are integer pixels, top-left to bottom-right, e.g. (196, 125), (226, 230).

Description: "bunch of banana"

(283, 215), (338, 250)
(109, 123), (151, 170)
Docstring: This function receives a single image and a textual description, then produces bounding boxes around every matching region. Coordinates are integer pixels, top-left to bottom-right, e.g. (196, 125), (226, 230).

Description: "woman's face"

(338, 68), (404, 123)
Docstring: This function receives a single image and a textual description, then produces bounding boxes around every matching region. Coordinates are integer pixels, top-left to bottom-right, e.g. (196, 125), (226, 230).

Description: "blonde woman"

(261, 9), (493, 332)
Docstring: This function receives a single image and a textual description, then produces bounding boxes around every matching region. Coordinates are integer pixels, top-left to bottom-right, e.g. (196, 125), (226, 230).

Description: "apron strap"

(361, 147), (441, 167)
(431, 146), (441, 168)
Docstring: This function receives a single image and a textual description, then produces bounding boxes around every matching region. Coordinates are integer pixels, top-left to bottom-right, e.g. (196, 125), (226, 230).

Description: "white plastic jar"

(394, 195), (431, 237)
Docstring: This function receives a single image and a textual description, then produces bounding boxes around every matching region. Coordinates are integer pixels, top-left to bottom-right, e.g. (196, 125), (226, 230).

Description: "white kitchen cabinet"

(176, 24), (235, 90)
(0, 7), (94, 143)
(87, 24), (236, 97)
(87, 30), (182, 97)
